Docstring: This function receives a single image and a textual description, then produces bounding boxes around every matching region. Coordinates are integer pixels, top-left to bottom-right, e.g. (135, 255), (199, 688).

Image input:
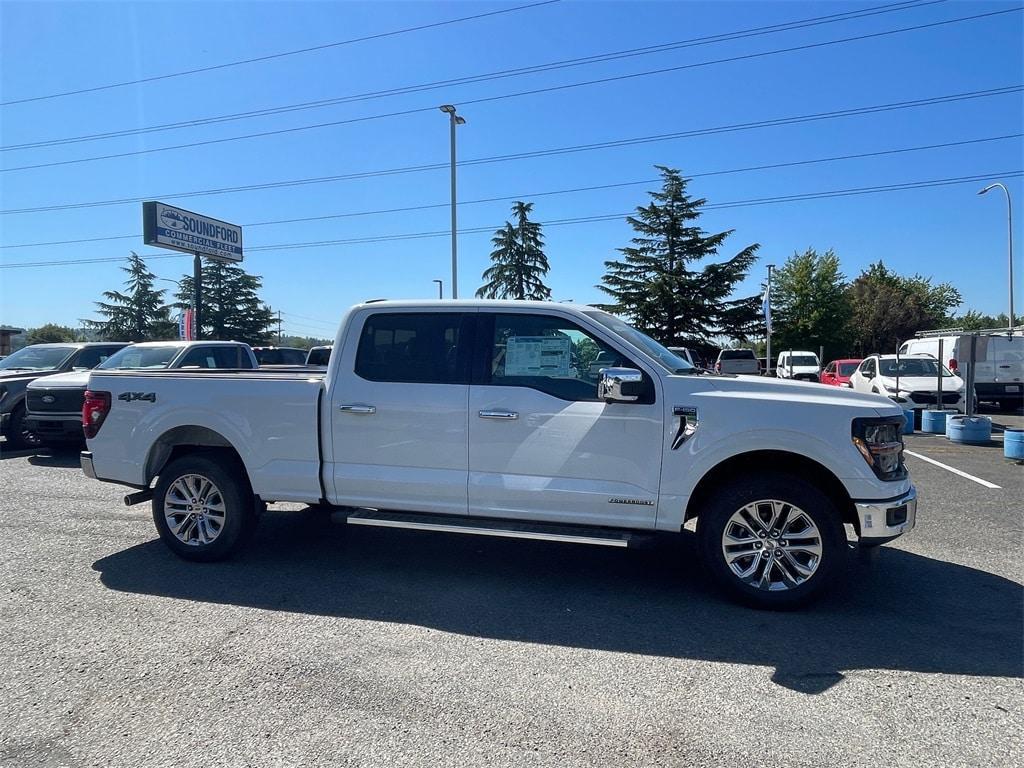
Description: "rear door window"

(355, 313), (471, 384)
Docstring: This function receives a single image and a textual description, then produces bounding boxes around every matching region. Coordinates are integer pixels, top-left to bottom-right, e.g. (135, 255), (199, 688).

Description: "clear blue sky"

(1, 0), (1021, 339)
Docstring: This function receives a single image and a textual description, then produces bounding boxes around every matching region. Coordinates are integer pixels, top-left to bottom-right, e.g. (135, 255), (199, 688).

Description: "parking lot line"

(904, 449), (1002, 490)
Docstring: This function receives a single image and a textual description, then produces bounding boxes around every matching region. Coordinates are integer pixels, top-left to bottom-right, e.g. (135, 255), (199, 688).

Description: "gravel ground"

(0, 434), (1020, 768)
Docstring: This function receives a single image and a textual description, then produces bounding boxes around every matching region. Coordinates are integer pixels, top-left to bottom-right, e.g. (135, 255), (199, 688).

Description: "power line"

(1, 0), (944, 152)
(2, 6), (1016, 174)
(4, 170), (1019, 269)
(3, 86), (1019, 216)
(2, 133), (1018, 250)
(0, 1), (561, 107)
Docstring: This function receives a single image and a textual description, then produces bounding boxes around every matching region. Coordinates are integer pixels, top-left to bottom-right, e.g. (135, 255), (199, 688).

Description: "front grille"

(27, 388), (84, 413)
(908, 392), (959, 405)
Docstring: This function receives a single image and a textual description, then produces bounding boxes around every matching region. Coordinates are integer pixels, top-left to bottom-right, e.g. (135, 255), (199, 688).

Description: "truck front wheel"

(697, 473), (846, 609)
(152, 455), (258, 562)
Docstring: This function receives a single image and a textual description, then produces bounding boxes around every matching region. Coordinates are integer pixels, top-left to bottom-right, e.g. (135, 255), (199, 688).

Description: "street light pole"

(765, 264), (775, 376)
(978, 182), (1015, 332)
(439, 105), (465, 299)
(432, 279), (443, 299)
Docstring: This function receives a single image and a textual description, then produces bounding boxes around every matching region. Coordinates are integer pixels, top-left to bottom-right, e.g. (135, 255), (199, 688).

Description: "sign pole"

(193, 253), (202, 341)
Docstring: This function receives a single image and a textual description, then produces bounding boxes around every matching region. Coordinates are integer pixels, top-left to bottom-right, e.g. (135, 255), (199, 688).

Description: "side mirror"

(599, 367), (643, 403)
(864, 371), (874, 380)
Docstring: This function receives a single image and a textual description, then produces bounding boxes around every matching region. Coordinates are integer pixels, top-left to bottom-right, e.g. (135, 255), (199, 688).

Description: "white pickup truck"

(80, 301), (917, 608)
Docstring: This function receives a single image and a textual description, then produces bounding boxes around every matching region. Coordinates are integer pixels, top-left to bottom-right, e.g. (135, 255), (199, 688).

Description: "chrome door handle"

(339, 404), (376, 414)
(478, 410), (518, 420)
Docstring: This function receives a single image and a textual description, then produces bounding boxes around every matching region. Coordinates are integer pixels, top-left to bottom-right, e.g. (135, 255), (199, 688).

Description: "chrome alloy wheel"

(163, 474), (227, 546)
(721, 499), (823, 591)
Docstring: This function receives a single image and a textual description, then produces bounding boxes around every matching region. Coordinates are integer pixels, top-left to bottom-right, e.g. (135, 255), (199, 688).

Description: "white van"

(898, 334), (1023, 410)
(776, 351), (821, 382)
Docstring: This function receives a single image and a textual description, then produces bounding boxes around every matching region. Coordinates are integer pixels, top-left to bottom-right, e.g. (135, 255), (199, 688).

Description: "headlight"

(852, 417), (907, 481)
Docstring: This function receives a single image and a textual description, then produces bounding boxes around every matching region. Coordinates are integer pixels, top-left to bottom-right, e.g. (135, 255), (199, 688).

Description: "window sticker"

(504, 336), (571, 377)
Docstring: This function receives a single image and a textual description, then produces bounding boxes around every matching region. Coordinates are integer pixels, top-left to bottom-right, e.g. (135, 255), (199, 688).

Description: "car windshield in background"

(838, 362), (860, 376)
(98, 345), (180, 370)
(880, 358), (952, 377)
(788, 356), (819, 366)
(0, 346), (75, 371)
(720, 350), (755, 360)
(583, 311), (695, 373)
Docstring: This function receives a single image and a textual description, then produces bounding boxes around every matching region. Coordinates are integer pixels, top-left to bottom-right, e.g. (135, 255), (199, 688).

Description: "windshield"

(838, 362), (860, 376)
(0, 345), (75, 371)
(785, 355), (819, 366)
(583, 311), (695, 373)
(879, 358), (953, 377)
(98, 345), (180, 369)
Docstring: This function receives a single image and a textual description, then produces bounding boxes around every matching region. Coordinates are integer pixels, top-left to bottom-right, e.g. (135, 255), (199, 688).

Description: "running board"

(345, 510), (633, 547)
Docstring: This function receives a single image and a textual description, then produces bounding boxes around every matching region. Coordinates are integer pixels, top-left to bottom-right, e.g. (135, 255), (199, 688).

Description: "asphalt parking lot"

(0, 420), (1021, 768)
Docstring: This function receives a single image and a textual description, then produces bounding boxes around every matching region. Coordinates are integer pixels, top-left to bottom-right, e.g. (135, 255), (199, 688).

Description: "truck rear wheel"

(152, 455), (257, 562)
(697, 473), (846, 609)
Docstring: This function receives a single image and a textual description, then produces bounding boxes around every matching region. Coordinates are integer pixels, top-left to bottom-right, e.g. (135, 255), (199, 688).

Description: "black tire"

(697, 472), (847, 609)
(152, 454), (258, 562)
(4, 405), (43, 451)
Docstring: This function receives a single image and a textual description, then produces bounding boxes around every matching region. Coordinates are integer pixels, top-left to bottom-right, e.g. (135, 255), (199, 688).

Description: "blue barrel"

(946, 415), (992, 445)
(1005, 428), (1024, 461)
(921, 409), (955, 434)
(902, 409), (915, 434)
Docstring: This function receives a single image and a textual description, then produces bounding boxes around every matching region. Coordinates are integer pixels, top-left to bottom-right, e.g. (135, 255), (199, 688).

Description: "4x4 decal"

(118, 392), (156, 403)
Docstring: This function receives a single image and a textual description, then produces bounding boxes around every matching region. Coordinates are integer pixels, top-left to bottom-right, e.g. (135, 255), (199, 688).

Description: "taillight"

(948, 358), (958, 372)
(82, 390), (111, 439)
(715, 362), (721, 372)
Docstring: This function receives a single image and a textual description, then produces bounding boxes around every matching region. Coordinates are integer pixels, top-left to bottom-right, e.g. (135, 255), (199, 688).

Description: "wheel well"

(684, 450), (858, 533)
(145, 426), (244, 485)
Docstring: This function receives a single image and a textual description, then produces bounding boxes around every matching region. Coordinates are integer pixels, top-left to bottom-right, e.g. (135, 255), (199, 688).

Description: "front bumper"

(24, 412), (83, 441)
(854, 486), (917, 542)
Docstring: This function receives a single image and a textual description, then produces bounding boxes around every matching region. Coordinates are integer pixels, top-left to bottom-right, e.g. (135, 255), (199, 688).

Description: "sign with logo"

(143, 201), (243, 262)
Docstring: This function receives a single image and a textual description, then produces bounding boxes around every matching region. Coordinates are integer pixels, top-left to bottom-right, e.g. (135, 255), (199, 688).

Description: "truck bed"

(86, 369), (326, 502)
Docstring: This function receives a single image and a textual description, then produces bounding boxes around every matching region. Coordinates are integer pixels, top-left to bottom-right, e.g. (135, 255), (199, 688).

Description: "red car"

(821, 358), (862, 387)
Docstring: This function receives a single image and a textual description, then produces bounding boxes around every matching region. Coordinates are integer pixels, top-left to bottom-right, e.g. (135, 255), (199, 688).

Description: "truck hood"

(26, 370), (91, 390)
(0, 370), (53, 384)
(876, 374), (964, 392)
(673, 372), (899, 413)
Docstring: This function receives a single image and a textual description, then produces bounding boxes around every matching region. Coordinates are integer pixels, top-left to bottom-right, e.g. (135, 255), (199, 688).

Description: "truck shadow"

(93, 512), (1023, 694)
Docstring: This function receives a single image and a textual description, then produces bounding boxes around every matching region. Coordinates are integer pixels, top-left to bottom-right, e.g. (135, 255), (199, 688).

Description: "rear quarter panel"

(86, 372), (323, 502)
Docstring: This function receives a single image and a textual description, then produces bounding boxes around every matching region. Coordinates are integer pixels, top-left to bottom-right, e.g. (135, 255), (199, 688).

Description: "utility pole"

(277, 310), (282, 343)
(439, 105), (465, 299)
(765, 263), (775, 376)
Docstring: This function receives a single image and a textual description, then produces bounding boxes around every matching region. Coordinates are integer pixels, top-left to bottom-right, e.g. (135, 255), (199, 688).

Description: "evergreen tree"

(476, 202), (552, 300)
(174, 258), (275, 345)
(772, 248), (852, 361)
(83, 252), (176, 341)
(597, 167), (760, 346)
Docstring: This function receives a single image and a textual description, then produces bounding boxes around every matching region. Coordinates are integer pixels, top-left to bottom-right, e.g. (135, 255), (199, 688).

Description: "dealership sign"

(143, 201), (243, 262)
